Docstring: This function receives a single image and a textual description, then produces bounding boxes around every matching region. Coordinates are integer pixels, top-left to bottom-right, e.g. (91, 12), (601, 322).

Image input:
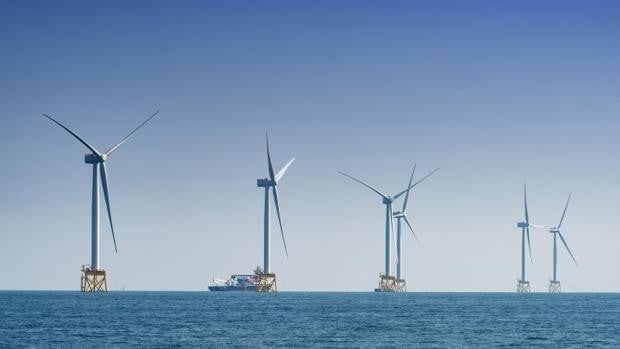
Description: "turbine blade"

(104, 110), (160, 156)
(266, 133), (276, 182)
(275, 158), (295, 183)
(558, 231), (578, 267)
(100, 163), (118, 253)
(529, 224), (549, 230)
(526, 226), (532, 263)
(402, 164), (417, 212)
(338, 172), (387, 199)
(403, 215), (421, 244)
(558, 193), (572, 229)
(271, 186), (289, 258)
(42, 113), (100, 155)
(524, 183), (529, 225)
(393, 166), (441, 200)
(389, 204), (398, 265)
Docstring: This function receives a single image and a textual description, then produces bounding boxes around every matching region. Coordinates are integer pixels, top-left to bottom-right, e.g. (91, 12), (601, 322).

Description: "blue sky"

(1, 0), (619, 291)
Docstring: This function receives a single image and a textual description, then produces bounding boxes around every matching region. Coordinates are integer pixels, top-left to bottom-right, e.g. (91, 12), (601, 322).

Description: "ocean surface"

(1, 291), (619, 348)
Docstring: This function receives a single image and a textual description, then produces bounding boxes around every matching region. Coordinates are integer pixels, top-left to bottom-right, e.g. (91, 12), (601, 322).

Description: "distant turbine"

(256, 133), (294, 274)
(339, 167), (440, 278)
(516, 183), (536, 292)
(43, 111), (160, 272)
(549, 193), (578, 293)
(392, 164), (424, 281)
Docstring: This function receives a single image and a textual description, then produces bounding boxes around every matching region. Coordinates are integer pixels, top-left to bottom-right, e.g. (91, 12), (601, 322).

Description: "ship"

(209, 274), (258, 292)
(208, 267), (263, 291)
(208, 274), (257, 291)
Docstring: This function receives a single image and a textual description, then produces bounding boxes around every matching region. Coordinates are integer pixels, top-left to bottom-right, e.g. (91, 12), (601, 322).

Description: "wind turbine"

(548, 193), (578, 293)
(338, 167), (440, 287)
(516, 183), (535, 292)
(42, 110), (159, 291)
(392, 164), (423, 283)
(256, 134), (294, 279)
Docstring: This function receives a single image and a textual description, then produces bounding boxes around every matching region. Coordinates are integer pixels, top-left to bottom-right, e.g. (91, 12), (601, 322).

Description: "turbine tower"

(392, 164), (424, 291)
(255, 133), (294, 292)
(516, 183), (534, 293)
(339, 166), (439, 292)
(548, 193), (578, 293)
(43, 110), (159, 292)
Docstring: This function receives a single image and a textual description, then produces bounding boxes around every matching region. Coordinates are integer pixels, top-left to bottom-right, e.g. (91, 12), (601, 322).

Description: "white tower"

(548, 193), (578, 293)
(339, 167), (439, 292)
(43, 111), (159, 292)
(255, 134), (294, 292)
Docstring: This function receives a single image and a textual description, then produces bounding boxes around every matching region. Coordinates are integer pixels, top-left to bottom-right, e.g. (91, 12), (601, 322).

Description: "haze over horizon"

(1, 0), (619, 292)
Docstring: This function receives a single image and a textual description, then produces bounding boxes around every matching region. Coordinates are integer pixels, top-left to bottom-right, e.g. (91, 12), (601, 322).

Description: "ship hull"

(208, 285), (257, 292)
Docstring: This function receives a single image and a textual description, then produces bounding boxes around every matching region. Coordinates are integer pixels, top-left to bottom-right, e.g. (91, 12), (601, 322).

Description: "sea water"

(1, 291), (619, 347)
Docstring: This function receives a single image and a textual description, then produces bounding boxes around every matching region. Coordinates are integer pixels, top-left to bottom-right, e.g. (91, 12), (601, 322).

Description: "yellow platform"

(256, 272), (277, 292)
(549, 281), (561, 293)
(517, 279), (531, 293)
(80, 265), (108, 292)
(375, 273), (402, 292)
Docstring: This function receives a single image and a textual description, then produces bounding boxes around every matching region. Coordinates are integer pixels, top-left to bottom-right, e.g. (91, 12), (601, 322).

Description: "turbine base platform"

(549, 280), (561, 293)
(374, 273), (399, 292)
(395, 278), (407, 292)
(517, 279), (531, 293)
(256, 272), (277, 292)
(80, 265), (108, 292)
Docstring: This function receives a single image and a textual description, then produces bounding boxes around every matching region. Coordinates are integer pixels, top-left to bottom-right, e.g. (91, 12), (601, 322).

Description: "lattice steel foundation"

(256, 272), (277, 292)
(374, 273), (398, 292)
(549, 280), (561, 293)
(80, 265), (108, 292)
(517, 279), (530, 293)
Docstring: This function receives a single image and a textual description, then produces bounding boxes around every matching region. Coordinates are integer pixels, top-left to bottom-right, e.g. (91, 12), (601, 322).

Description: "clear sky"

(1, 0), (619, 291)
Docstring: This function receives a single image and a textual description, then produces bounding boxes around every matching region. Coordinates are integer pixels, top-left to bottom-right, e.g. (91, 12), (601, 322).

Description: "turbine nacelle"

(550, 228), (560, 234)
(517, 222), (528, 228)
(382, 197), (394, 204)
(84, 153), (107, 164)
(392, 211), (405, 219)
(257, 178), (276, 187)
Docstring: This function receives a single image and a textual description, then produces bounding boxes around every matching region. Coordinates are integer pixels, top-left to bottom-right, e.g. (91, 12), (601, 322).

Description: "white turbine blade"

(526, 226), (532, 263)
(389, 204), (398, 265)
(271, 186), (289, 258)
(401, 164), (416, 212)
(338, 172), (387, 199)
(529, 224), (550, 230)
(524, 183), (529, 225)
(266, 133), (276, 182)
(42, 113), (101, 156)
(558, 231), (578, 267)
(402, 215), (421, 244)
(558, 193), (572, 229)
(104, 110), (160, 156)
(393, 166), (441, 200)
(275, 158), (295, 183)
(100, 163), (118, 253)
